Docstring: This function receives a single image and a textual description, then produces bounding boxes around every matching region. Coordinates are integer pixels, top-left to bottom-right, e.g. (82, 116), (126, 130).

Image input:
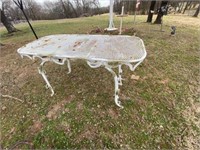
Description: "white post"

(121, 5), (124, 15)
(134, 0), (141, 24)
(106, 0), (117, 31)
(119, 6), (124, 35)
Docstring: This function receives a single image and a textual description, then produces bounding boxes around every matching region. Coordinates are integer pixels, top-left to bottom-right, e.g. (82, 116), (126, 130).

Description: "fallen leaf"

(159, 79), (169, 84)
(2, 106), (6, 111)
(9, 127), (15, 134)
(131, 75), (140, 80)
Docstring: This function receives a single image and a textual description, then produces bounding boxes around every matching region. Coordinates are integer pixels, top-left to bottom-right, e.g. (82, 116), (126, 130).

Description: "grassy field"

(0, 14), (200, 149)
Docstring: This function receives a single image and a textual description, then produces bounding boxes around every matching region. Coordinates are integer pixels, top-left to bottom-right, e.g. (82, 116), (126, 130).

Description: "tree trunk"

(182, 2), (191, 14)
(193, 3), (200, 17)
(147, 0), (156, 23)
(154, 1), (168, 24)
(188, 2), (193, 11)
(179, 2), (184, 13)
(0, 9), (18, 33)
(60, 0), (69, 18)
(68, 1), (78, 17)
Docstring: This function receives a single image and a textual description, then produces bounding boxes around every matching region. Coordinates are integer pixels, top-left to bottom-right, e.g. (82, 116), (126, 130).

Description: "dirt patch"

(89, 27), (119, 35)
(122, 28), (137, 35)
(76, 101), (83, 110)
(89, 27), (138, 36)
(30, 120), (43, 133)
(158, 79), (169, 84)
(76, 125), (97, 142)
(89, 27), (103, 34)
(58, 121), (71, 133)
(108, 108), (119, 119)
(46, 95), (75, 120)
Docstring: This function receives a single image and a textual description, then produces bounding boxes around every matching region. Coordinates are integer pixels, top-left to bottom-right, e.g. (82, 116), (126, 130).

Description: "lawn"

(0, 14), (200, 149)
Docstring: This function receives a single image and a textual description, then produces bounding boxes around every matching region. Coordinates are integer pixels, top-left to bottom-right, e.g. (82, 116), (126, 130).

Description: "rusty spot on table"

(73, 41), (83, 48)
(44, 39), (50, 42)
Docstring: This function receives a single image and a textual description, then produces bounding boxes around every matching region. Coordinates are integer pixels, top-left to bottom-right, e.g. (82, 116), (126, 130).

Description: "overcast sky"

(34, 0), (110, 7)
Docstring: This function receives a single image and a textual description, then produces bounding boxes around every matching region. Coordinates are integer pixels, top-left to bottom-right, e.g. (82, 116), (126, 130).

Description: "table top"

(18, 34), (146, 63)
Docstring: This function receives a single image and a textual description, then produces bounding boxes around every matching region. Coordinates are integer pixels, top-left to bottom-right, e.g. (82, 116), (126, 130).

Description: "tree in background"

(146, 0), (156, 23)
(23, 0), (42, 20)
(60, 0), (68, 18)
(140, 0), (149, 15)
(154, 1), (168, 24)
(193, 2), (200, 17)
(0, 0), (18, 33)
(1, 9), (18, 33)
(182, 1), (192, 14)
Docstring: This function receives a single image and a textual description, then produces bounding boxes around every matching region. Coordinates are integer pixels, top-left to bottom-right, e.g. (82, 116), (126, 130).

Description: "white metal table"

(17, 34), (147, 108)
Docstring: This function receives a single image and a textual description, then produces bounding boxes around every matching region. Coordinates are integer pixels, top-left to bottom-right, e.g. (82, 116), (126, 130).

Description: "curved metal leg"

(52, 58), (71, 74)
(38, 61), (54, 96)
(105, 65), (123, 108)
(66, 59), (71, 74)
(118, 65), (123, 86)
(126, 60), (143, 71)
(87, 60), (102, 68)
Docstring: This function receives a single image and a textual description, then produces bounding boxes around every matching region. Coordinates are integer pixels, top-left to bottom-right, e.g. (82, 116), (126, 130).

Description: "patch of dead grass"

(30, 120), (43, 133)
(46, 95), (75, 120)
(76, 125), (98, 143)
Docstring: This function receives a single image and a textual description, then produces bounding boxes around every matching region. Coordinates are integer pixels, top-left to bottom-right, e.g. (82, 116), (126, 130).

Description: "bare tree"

(182, 1), (192, 14)
(193, 3), (200, 17)
(0, 0), (103, 21)
(68, 1), (78, 17)
(147, 0), (156, 23)
(74, 0), (82, 16)
(60, 0), (68, 18)
(0, 0), (18, 33)
(140, 0), (149, 15)
(23, 0), (42, 20)
(154, 1), (168, 24)
(1, 8), (18, 33)
(81, 0), (99, 14)
(178, 2), (184, 13)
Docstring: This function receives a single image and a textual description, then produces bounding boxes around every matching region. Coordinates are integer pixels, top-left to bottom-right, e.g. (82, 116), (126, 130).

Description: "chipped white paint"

(18, 34), (147, 108)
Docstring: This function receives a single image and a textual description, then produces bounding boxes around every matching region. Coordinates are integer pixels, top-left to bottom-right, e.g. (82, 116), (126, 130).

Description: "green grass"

(0, 14), (200, 149)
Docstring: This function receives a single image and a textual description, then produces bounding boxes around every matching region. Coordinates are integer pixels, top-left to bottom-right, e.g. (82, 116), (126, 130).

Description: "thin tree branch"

(1, 94), (24, 102)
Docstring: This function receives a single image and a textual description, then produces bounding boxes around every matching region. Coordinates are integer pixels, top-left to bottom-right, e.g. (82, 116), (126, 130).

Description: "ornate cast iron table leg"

(105, 64), (124, 108)
(38, 60), (54, 96)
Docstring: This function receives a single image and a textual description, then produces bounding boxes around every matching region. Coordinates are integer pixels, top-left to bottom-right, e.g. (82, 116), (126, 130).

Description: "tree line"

(113, 0), (199, 16)
(0, 0), (107, 21)
(1, 0), (199, 33)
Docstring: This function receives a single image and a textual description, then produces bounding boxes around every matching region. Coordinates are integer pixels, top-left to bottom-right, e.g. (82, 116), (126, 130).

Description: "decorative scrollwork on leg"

(105, 64), (123, 108)
(118, 65), (124, 86)
(66, 59), (71, 74)
(126, 60), (143, 71)
(38, 60), (54, 96)
(52, 58), (71, 74)
(87, 60), (103, 68)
